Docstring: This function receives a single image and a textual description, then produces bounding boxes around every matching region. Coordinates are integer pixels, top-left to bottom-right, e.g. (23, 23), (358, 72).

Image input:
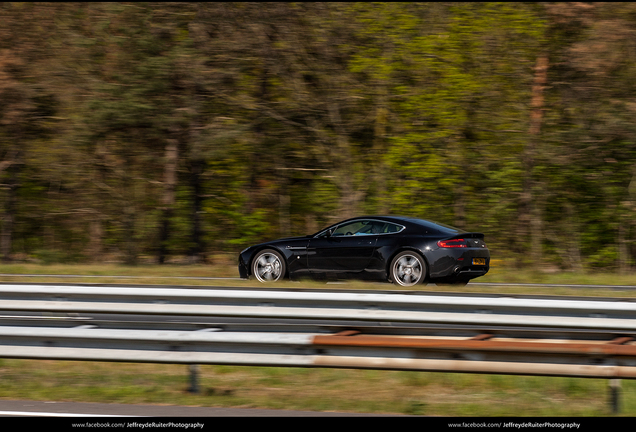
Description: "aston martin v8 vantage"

(238, 216), (490, 287)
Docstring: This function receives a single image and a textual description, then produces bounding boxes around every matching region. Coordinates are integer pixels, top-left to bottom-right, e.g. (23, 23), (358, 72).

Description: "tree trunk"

(1, 150), (21, 262)
(373, 86), (389, 214)
(618, 220), (628, 274)
(158, 139), (178, 264)
(565, 203), (583, 271)
(329, 101), (362, 219)
(122, 154), (138, 266)
(188, 158), (205, 263)
(625, 167), (636, 272)
(123, 204), (137, 266)
(88, 218), (103, 260)
(519, 54), (548, 266)
(278, 165), (291, 238)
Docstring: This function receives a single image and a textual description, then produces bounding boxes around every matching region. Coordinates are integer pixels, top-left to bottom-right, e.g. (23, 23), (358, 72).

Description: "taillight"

(437, 239), (467, 248)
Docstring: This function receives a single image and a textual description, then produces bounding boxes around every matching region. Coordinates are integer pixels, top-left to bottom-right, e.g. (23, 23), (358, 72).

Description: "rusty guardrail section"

(311, 332), (636, 379)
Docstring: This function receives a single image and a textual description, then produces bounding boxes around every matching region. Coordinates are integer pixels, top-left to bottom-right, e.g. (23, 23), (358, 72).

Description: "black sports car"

(238, 216), (490, 287)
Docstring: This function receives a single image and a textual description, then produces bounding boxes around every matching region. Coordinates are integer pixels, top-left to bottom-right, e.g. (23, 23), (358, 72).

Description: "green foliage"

(0, 3), (635, 271)
(225, 209), (273, 249)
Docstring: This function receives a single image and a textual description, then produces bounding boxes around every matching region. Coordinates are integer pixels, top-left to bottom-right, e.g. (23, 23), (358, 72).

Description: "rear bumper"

(428, 250), (490, 282)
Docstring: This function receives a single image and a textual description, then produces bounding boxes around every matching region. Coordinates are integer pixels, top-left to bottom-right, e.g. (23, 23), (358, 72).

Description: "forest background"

(1, 2), (636, 273)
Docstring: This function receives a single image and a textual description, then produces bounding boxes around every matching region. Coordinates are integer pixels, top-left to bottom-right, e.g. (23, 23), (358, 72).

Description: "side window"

(383, 223), (402, 234)
(318, 220), (404, 237)
(334, 220), (398, 236)
(332, 221), (365, 236)
(355, 220), (385, 235)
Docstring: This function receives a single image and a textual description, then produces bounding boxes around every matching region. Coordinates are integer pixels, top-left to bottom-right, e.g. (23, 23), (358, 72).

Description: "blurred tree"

(540, 2), (636, 270)
(350, 3), (546, 253)
(75, 3), (209, 264)
(0, 2), (635, 272)
(0, 3), (66, 261)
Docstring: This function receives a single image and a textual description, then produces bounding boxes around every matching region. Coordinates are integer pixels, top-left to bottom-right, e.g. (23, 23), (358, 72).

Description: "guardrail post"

(188, 364), (200, 394)
(609, 378), (621, 414)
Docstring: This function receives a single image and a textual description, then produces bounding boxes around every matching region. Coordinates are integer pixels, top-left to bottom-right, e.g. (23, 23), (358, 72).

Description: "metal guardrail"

(0, 284), (636, 412)
(0, 284), (634, 372)
(1, 283), (636, 412)
(1, 325), (636, 379)
(1, 284), (636, 329)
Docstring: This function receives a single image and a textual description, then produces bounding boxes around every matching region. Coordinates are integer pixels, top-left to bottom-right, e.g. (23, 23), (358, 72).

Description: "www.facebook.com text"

(72, 422), (205, 429)
(448, 422), (581, 429)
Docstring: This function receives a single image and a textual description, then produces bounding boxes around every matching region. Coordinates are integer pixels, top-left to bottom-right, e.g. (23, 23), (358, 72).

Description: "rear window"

(407, 219), (466, 234)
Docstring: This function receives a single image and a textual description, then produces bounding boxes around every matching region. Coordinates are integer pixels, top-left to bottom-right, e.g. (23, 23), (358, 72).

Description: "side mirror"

(326, 228), (334, 238)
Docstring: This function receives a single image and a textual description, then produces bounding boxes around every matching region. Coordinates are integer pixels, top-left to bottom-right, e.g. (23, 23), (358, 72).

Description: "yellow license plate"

(473, 258), (486, 265)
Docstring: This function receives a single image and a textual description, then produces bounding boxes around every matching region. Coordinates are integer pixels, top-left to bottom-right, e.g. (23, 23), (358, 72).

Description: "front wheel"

(252, 249), (286, 283)
(389, 251), (426, 287)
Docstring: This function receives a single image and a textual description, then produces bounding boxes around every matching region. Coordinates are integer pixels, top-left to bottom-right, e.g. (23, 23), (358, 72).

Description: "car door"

(307, 220), (378, 276)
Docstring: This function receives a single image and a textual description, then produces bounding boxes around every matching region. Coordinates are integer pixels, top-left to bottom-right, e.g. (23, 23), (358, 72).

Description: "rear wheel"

(252, 249), (286, 283)
(389, 251), (426, 287)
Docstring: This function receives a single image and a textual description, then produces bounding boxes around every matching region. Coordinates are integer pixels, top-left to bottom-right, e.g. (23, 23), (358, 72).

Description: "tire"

(252, 249), (286, 283)
(389, 251), (426, 287)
